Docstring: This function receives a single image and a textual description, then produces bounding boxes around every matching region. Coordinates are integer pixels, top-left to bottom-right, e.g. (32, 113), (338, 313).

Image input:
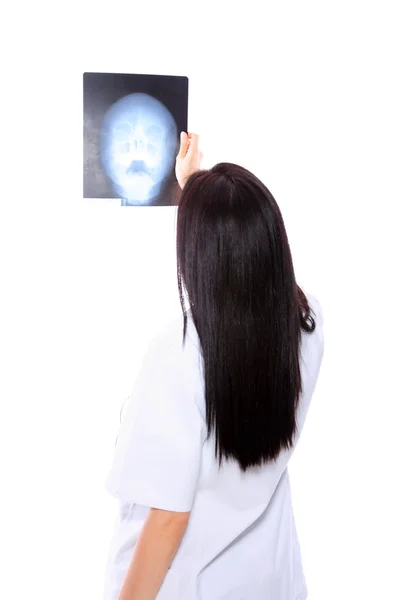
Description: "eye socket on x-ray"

(146, 124), (163, 142)
(114, 122), (133, 138)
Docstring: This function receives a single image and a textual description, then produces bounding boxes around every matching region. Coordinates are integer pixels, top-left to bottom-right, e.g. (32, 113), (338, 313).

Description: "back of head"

(176, 162), (315, 472)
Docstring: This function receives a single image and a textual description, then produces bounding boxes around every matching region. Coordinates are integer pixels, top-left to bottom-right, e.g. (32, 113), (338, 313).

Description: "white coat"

(104, 293), (324, 600)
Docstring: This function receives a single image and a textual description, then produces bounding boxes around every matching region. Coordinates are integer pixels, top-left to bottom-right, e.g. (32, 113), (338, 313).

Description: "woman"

(104, 132), (325, 600)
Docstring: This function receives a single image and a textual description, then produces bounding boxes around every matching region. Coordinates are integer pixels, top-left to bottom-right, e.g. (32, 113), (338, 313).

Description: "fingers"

(178, 131), (190, 158)
(187, 133), (200, 155)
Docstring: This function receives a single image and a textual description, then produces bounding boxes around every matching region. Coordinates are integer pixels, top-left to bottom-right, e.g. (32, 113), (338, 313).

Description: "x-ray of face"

(100, 94), (178, 205)
(83, 73), (188, 206)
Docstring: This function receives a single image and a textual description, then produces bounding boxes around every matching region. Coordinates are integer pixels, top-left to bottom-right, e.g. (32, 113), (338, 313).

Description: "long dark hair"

(176, 163), (316, 472)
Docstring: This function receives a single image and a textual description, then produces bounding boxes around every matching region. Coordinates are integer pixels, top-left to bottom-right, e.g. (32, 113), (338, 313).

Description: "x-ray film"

(83, 73), (188, 206)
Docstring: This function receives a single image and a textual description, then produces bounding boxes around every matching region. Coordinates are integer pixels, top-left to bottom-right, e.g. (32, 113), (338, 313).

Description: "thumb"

(178, 131), (190, 158)
(187, 132), (200, 155)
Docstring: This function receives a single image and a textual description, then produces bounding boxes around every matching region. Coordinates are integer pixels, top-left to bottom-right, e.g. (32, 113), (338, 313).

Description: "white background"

(1, 1), (399, 598)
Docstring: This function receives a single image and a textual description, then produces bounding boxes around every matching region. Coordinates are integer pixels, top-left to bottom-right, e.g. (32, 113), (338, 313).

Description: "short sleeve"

(105, 341), (206, 512)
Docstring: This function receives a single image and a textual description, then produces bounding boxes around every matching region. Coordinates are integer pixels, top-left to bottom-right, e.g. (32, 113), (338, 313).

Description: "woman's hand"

(175, 132), (203, 189)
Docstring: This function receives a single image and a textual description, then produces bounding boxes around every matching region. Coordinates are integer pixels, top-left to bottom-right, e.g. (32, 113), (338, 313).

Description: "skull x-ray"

(83, 73), (188, 206)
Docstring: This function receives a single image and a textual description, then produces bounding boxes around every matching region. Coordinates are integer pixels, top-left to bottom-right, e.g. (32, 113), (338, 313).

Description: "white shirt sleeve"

(105, 340), (206, 512)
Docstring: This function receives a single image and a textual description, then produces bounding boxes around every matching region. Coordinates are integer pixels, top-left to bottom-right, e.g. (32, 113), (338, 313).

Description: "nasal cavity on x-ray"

(100, 93), (178, 205)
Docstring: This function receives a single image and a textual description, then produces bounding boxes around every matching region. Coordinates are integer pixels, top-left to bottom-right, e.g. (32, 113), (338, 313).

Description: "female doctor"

(103, 133), (325, 600)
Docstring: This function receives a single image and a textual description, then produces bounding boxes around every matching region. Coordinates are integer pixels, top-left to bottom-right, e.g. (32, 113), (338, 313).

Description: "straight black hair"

(176, 163), (316, 472)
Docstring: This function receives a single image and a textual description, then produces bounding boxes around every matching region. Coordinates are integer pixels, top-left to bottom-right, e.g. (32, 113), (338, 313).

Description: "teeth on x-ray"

(100, 93), (178, 205)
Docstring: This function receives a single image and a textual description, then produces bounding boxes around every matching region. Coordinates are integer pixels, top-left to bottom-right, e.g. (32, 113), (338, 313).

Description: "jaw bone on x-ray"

(83, 73), (189, 206)
(100, 94), (178, 205)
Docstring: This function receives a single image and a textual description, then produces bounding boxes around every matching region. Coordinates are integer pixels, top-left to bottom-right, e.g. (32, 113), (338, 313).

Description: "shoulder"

(146, 311), (198, 352)
(140, 312), (201, 386)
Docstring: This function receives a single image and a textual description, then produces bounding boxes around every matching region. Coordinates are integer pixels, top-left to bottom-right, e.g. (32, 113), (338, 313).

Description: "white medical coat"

(104, 293), (324, 600)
